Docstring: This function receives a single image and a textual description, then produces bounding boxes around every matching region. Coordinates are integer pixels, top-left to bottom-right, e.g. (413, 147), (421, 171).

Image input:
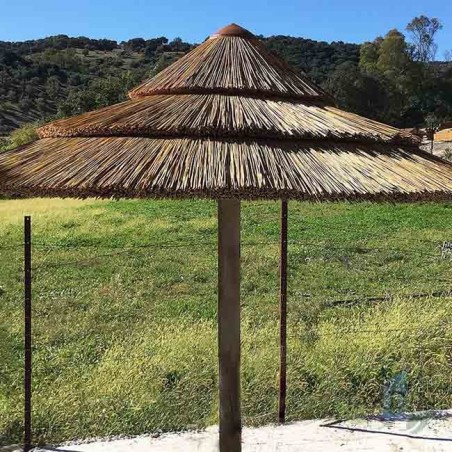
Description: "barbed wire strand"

(288, 324), (452, 337)
(1, 237), (451, 257)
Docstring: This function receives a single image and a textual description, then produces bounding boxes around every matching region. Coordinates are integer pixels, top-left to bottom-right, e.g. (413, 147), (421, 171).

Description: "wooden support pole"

(278, 200), (288, 423)
(24, 216), (32, 452)
(218, 199), (241, 452)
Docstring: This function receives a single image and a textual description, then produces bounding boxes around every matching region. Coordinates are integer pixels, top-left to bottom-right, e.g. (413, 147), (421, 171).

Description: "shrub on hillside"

(9, 123), (39, 149)
(0, 123), (39, 153)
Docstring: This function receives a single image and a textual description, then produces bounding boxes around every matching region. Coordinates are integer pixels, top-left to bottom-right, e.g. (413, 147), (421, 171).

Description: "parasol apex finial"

(210, 23), (254, 38)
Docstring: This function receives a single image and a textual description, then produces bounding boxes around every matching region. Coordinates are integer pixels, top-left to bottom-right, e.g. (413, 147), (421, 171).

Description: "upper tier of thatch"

(2, 23), (452, 201)
(128, 25), (327, 100)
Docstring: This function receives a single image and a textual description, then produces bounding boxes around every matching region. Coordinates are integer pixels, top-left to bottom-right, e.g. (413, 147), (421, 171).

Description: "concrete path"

(23, 413), (452, 452)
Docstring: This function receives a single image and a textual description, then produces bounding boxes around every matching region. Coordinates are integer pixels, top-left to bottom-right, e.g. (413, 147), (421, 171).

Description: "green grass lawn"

(1, 198), (452, 445)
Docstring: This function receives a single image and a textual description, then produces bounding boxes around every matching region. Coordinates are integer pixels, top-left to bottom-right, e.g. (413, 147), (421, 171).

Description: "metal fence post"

(278, 200), (288, 423)
(24, 215), (32, 452)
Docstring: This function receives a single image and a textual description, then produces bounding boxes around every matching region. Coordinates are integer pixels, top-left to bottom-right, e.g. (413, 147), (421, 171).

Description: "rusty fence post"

(24, 215), (32, 452)
(278, 200), (288, 423)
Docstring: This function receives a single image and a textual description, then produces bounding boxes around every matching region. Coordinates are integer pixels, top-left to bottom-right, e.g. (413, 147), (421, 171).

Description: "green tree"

(149, 53), (184, 77)
(406, 16), (442, 62)
(46, 75), (60, 101)
(372, 29), (420, 125)
(359, 38), (382, 73)
(57, 72), (138, 117)
(325, 61), (388, 120)
(376, 29), (410, 76)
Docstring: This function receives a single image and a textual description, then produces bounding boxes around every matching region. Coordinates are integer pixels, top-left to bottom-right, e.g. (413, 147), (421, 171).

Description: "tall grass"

(0, 198), (451, 445)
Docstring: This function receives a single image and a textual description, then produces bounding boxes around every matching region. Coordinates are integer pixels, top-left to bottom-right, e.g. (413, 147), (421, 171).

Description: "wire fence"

(2, 235), (452, 307)
(2, 234), (451, 252)
(1, 240), (449, 268)
(1, 225), (452, 447)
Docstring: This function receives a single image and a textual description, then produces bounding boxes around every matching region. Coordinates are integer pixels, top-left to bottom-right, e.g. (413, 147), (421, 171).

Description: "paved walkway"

(20, 412), (451, 452)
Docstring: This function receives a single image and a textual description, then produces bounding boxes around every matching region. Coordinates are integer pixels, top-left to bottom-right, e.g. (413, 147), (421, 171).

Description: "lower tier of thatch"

(1, 137), (452, 201)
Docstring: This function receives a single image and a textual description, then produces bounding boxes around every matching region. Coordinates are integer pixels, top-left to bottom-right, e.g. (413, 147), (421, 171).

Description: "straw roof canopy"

(2, 23), (452, 201)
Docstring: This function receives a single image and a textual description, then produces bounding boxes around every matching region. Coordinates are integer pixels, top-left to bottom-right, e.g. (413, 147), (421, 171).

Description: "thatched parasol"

(2, 23), (452, 451)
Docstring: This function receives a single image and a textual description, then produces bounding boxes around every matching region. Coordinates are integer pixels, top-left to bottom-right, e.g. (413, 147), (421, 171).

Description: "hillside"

(0, 34), (359, 134)
(1, 26), (451, 137)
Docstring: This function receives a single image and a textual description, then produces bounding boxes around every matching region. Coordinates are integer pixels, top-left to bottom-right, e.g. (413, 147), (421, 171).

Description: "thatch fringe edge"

(128, 87), (328, 101)
(35, 129), (419, 145)
(2, 185), (452, 203)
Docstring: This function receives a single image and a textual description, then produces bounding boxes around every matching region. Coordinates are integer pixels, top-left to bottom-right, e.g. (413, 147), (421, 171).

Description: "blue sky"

(0, 0), (451, 57)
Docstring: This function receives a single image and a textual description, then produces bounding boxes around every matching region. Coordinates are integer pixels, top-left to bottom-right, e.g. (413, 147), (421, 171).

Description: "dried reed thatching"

(2, 23), (452, 201)
(37, 95), (415, 144)
(128, 26), (327, 100)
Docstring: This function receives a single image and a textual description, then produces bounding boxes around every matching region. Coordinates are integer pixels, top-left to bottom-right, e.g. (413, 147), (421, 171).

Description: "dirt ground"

(12, 411), (449, 451)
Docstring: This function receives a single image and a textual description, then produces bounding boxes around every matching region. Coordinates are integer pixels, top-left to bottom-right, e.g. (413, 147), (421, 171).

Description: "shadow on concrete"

(322, 415), (452, 442)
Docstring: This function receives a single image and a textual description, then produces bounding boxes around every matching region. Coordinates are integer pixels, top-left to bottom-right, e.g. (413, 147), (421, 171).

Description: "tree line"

(0, 15), (451, 148)
(326, 16), (451, 128)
